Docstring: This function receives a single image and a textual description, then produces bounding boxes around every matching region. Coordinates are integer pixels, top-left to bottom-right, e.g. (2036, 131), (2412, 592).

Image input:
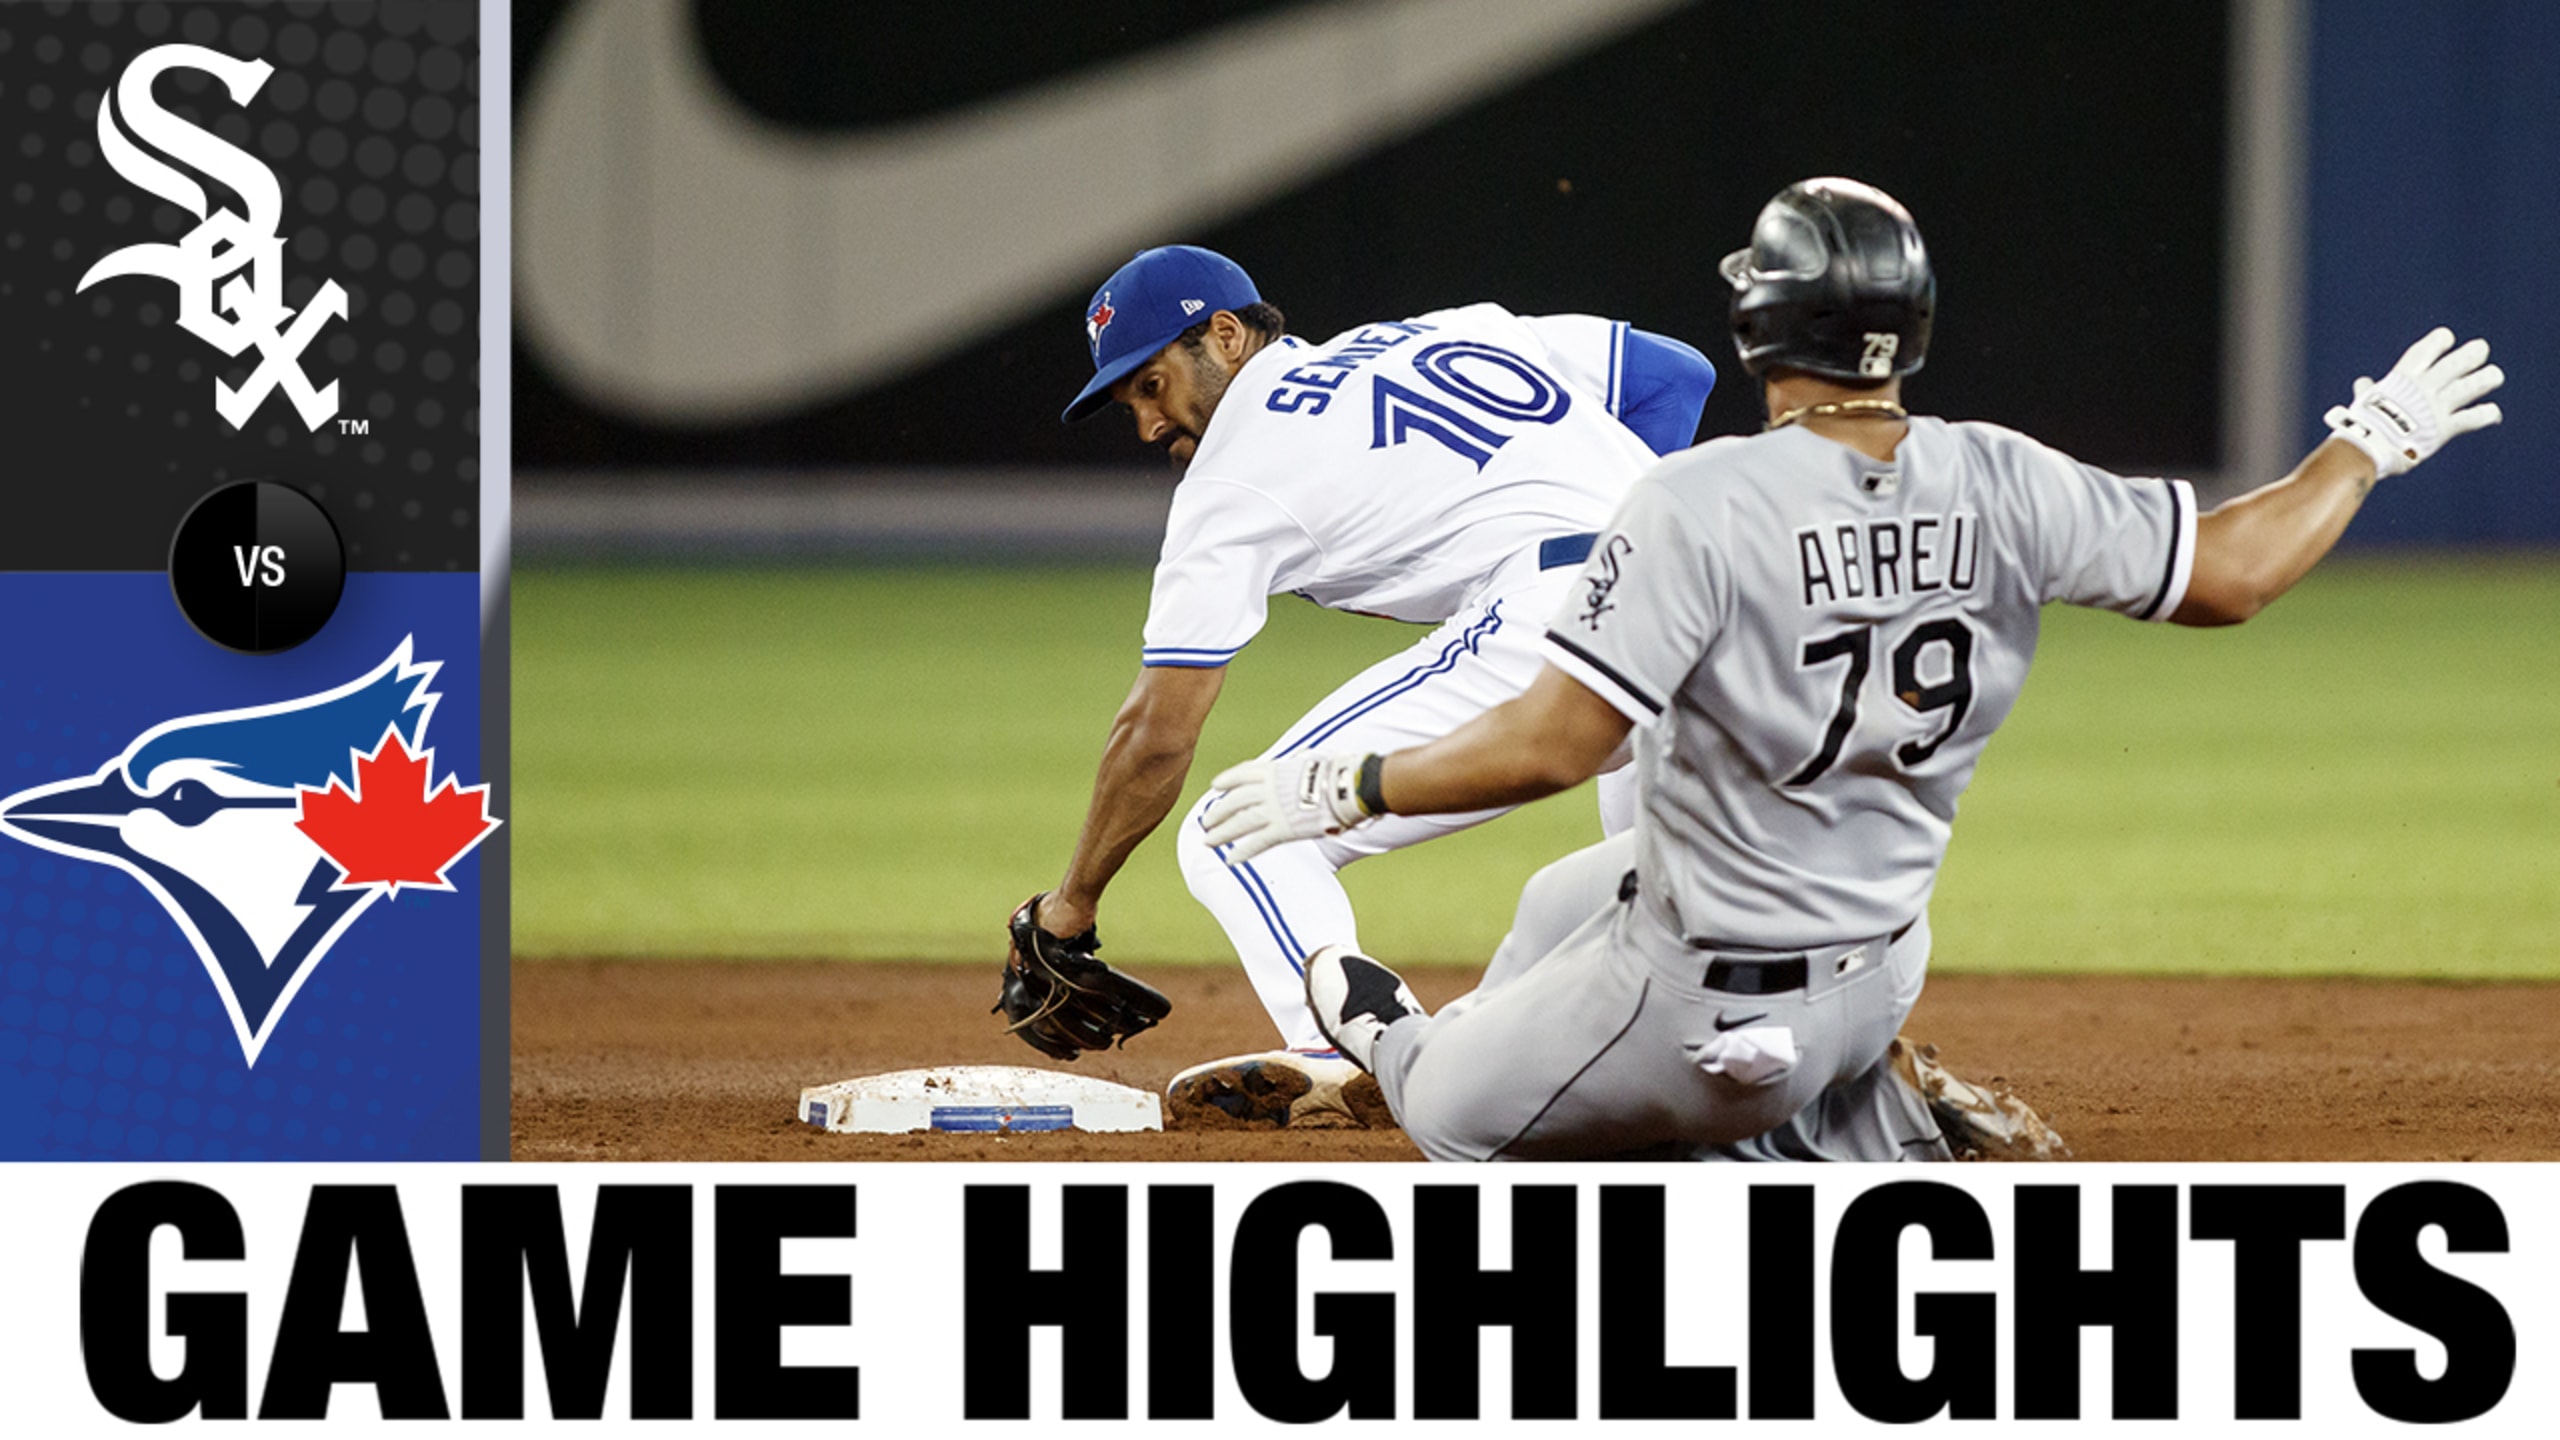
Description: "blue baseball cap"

(1062, 245), (1262, 423)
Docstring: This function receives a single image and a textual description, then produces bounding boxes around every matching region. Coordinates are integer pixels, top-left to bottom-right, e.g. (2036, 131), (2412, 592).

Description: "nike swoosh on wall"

(516, 0), (1692, 423)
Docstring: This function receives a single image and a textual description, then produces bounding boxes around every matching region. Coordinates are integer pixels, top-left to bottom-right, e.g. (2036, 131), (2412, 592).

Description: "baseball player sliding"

(1000, 244), (1715, 1127)
(1204, 178), (2506, 1161)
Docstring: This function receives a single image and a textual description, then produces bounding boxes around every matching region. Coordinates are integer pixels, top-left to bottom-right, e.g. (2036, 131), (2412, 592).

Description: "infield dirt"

(512, 959), (2560, 1163)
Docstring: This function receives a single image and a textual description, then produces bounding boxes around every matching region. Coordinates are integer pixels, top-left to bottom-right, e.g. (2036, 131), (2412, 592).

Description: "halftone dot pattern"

(0, 572), (484, 1162)
(0, 855), (433, 1161)
(0, 0), (479, 574)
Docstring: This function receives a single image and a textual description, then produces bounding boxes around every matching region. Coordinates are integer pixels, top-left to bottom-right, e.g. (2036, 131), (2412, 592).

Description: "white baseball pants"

(1176, 572), (1635, 1052)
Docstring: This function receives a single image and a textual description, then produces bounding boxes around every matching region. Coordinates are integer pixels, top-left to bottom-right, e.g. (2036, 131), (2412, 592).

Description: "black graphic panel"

(0, 0), (479, 571)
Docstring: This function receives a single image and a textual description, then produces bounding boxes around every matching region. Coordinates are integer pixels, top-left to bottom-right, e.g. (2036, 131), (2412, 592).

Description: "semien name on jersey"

(1794, 511), (1981, 609)
(1262, 321), (1435, 416)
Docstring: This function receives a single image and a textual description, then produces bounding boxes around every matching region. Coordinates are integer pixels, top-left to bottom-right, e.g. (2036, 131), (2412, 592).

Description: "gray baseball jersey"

(1539, 417), (2196, 948)
(1371, 417), (2196, 1160)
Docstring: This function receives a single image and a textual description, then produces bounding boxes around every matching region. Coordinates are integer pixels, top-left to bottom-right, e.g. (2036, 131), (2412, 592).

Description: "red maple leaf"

(295, 726), (500, 896)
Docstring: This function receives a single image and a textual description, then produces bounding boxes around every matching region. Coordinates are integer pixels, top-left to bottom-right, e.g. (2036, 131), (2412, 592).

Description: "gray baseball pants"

(1371, 832), (1949, 1162)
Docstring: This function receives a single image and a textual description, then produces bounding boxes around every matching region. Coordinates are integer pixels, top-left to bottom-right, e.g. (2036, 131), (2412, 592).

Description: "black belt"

(1698, 919), (1915, 995)
(1700, 954), (1806, 996)
(1620, 869), (1913, 996)
(1539, 532), (1599, 569)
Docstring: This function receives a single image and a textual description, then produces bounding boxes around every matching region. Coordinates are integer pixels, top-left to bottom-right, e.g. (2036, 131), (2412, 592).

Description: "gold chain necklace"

(1766, 398), (1909, 432)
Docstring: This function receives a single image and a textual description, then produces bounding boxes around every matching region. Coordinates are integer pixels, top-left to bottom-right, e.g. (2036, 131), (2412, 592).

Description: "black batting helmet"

(1721, 178), (1934, 381)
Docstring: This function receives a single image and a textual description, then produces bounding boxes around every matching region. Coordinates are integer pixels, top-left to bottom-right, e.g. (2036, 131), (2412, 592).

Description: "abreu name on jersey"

(1793, 512), (1982, 610)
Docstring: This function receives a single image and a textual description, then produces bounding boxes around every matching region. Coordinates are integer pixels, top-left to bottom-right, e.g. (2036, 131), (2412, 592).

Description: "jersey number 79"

(1784, 618), (1977, 785)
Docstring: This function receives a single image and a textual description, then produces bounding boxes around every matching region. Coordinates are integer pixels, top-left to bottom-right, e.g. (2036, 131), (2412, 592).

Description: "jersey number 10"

(1784, 618), (1977, 786)
(1370, 341), (1571, 470)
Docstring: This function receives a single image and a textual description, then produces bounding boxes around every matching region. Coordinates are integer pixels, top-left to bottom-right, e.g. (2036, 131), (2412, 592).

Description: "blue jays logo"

(0, 640), (496, 1067)
(1086, 293), (1116, 357)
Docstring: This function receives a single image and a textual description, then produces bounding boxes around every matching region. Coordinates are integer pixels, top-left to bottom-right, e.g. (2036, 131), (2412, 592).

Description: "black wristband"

(1355, 753), (1389, 816)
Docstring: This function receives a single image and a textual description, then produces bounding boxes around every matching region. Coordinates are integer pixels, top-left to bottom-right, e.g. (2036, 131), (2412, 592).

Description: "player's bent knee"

(1504, 834), (1634, 954)
(1396, 1096), (1502, 1163)
(1517, 850), (1595, 920)
(1394, 1054), (1516, 1163)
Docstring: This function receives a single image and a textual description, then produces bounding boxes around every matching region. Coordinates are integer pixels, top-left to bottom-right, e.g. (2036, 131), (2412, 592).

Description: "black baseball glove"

(993, 893), (1172, 1060)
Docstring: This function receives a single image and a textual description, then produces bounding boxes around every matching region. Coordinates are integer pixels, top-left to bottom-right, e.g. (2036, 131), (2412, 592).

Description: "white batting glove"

(1201, 753), (1374, 866)
(2323, 327), (2504, 478)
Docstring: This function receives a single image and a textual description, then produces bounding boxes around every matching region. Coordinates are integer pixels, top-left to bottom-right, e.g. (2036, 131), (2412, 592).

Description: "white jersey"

(1140, 304), (1663, 667)
(1539, 417), (2199, 947)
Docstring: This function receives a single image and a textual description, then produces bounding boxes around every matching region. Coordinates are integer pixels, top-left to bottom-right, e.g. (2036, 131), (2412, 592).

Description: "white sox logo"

(78, 44), (347, 431)
(1576, 534), (1634, 631)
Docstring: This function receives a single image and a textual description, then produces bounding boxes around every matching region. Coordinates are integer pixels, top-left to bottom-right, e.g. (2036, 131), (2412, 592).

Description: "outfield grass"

(512, 557), (2560, 977)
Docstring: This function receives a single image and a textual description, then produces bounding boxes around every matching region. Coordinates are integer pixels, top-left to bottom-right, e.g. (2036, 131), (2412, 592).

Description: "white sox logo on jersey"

(1576, 535), (1634, 631)
(78, 44), (348, 432)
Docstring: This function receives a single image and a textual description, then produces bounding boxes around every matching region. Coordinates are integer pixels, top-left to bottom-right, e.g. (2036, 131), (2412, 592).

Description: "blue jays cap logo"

(0, 640), (497, 1067)
(1086, 292), (1116, 359)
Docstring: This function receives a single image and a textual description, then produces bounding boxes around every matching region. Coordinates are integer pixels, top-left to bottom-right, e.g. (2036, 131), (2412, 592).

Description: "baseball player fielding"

(1004, 243), (1718, 1129)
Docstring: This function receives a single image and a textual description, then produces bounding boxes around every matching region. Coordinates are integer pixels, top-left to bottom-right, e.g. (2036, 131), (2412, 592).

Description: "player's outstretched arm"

(1377, 665), (1631, 813)
(2174, 438), (2380, 625)
(1040, 664), (1225, 933)
(1201, 666), (1630, 865)
(2176, 328), (2502, 625)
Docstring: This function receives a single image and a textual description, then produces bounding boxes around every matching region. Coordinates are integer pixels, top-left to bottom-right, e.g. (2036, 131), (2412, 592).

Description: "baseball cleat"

(1164, 1049), (1393, 1130)
(1305, 944), (1425, 1076)
(1889, 1037), (2072, 1161)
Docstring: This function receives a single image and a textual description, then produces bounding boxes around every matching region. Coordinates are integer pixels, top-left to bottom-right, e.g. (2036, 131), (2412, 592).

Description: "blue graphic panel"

(0, 573), (482, 1160)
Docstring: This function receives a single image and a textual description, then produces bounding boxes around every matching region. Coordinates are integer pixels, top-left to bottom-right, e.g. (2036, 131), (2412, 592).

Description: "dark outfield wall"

(512, 0), (2229, 477)
(2305, 0), (2554, 544)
